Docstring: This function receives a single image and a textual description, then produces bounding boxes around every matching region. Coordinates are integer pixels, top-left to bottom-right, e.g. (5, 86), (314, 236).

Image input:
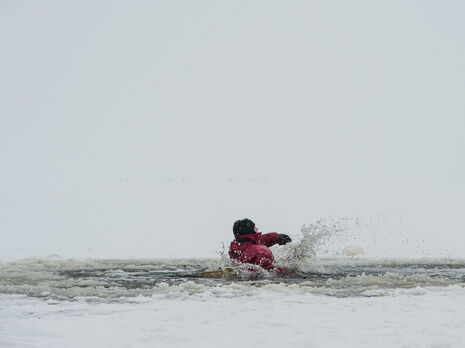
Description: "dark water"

(1, 257), (465, 300)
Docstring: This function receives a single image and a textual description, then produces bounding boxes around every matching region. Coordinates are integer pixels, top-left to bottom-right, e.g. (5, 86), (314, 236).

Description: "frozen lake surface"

(1, 257), (465, 348)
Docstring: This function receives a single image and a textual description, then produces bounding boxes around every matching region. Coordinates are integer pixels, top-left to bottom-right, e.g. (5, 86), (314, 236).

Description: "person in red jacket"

(229, 218), (291, 271)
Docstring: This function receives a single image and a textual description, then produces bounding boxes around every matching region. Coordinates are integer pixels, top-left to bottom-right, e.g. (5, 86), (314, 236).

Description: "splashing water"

(273, 218), (349, 272)
(2, 217), (464, 302)
(215, 218), (351, 275)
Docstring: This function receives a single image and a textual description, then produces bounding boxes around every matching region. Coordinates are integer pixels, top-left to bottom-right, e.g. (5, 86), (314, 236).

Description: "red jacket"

(229, 232), (280, 270)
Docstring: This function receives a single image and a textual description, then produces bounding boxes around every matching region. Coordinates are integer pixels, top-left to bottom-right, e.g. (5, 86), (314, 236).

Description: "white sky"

(1, 1), (464, 259)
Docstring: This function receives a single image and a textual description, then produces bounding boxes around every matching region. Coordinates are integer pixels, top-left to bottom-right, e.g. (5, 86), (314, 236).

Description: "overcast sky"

(1, 1), (464, 259)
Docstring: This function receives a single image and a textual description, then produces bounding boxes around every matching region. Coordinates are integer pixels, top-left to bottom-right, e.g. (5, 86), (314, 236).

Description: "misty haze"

(1, 1), (464, 347)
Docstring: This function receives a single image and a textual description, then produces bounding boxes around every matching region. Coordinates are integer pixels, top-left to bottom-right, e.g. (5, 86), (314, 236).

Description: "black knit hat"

(233, 218), (256, 236)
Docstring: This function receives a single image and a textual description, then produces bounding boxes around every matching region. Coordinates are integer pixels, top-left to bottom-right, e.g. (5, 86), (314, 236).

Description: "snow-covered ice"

(1, 285), (465, 348)
(1, 256), (465, 348)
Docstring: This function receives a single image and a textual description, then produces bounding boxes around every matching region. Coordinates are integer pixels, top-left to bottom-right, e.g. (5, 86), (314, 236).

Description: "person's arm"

(229, 248), (237, 259)
(259, 233), (292, 247)
(258, 232), (280, 247)
(229, 242), (242, 260)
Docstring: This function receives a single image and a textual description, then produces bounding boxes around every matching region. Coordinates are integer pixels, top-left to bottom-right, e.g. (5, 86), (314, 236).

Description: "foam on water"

(1, 255), (465, 302)
(1, 222), (464, 302)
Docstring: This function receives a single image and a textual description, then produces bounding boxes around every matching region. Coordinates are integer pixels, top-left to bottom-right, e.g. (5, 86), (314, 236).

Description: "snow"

(1, 242), (465, 347)
(1, 285), (465, 348)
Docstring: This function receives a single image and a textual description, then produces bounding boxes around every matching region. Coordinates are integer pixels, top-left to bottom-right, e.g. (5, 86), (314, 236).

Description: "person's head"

(233, 218), (257, 237)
